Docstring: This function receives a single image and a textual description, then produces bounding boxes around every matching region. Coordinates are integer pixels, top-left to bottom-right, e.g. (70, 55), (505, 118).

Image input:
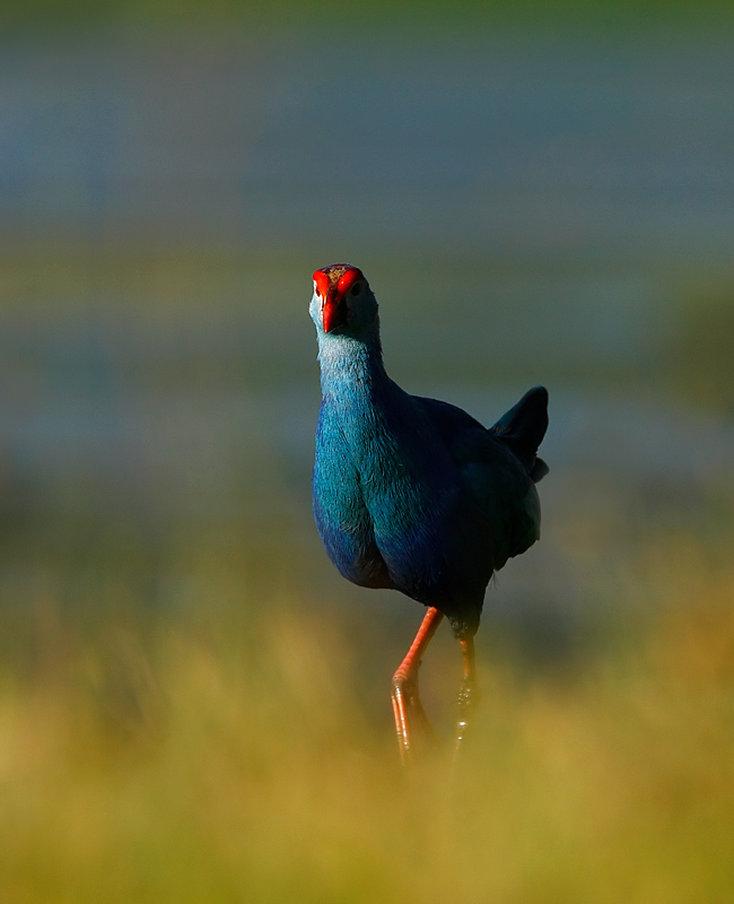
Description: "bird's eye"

(350, 282), (361, 297)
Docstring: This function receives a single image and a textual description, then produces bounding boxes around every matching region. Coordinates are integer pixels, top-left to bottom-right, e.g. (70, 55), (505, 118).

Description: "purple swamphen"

(310, 264), (549, 760)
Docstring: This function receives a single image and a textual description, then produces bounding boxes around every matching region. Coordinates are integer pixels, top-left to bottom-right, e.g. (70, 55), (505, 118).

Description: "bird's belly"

(367, 478), (491, 602)
(315, 509), (391, 589)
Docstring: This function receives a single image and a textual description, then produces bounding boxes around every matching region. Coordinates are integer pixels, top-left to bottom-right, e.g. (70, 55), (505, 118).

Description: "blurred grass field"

(1, 526), (733, 902)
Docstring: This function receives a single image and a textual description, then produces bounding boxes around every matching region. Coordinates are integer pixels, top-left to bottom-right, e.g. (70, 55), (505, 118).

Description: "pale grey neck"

(317, 331), (387, 397)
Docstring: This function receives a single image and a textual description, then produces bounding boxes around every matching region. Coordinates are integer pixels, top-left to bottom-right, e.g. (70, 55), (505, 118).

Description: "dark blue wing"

(413, 393), (544, 568)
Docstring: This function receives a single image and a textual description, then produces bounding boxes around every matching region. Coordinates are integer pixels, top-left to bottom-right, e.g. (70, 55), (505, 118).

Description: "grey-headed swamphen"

(310, 264), (549, 761)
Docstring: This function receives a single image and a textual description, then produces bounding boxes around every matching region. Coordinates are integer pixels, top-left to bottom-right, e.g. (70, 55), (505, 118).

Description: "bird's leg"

(391, 606), (443, 763)
(454, 634), (478, 760)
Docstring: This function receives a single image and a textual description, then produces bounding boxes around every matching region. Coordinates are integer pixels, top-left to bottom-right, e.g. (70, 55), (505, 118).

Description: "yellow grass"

(2, 542), (733, 903)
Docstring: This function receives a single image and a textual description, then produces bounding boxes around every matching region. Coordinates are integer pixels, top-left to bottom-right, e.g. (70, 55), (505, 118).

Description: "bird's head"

(309, 263), (379, 342)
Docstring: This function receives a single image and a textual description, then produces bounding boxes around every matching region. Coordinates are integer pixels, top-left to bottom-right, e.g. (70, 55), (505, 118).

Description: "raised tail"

(490, 386), (549, 482)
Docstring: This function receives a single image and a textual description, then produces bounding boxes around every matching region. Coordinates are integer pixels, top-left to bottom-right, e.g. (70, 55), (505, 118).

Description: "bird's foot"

(454, 675), (479, 752)
(452, 630), (481, 774)
(390, 607), (444, 764)
(391, 669), (434, 763)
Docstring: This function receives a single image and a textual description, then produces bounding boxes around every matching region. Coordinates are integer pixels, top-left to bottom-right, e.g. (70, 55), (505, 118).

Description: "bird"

(309, 263), (549, 761)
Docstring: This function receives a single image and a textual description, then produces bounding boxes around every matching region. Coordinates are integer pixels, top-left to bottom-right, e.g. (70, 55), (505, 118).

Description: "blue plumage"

(310, 264), (548, 638)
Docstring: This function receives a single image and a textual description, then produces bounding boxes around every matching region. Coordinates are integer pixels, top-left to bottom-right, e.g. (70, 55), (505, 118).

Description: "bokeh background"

(2, 3), (733, 901)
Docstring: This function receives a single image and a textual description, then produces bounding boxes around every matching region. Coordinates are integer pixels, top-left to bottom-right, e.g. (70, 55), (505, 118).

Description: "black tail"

(490, 386), (549, 482)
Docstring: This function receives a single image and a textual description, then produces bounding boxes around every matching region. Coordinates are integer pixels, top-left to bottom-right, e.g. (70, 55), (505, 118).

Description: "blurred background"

(2, 3), (733, 901)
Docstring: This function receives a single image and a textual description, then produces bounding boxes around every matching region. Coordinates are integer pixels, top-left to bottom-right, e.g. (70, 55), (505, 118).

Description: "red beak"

(322, 288), (346, 333)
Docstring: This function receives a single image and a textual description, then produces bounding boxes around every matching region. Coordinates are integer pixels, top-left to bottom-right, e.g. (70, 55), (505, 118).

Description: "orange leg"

(391, 606), (444, 763)
(454, 634), (478, 760)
